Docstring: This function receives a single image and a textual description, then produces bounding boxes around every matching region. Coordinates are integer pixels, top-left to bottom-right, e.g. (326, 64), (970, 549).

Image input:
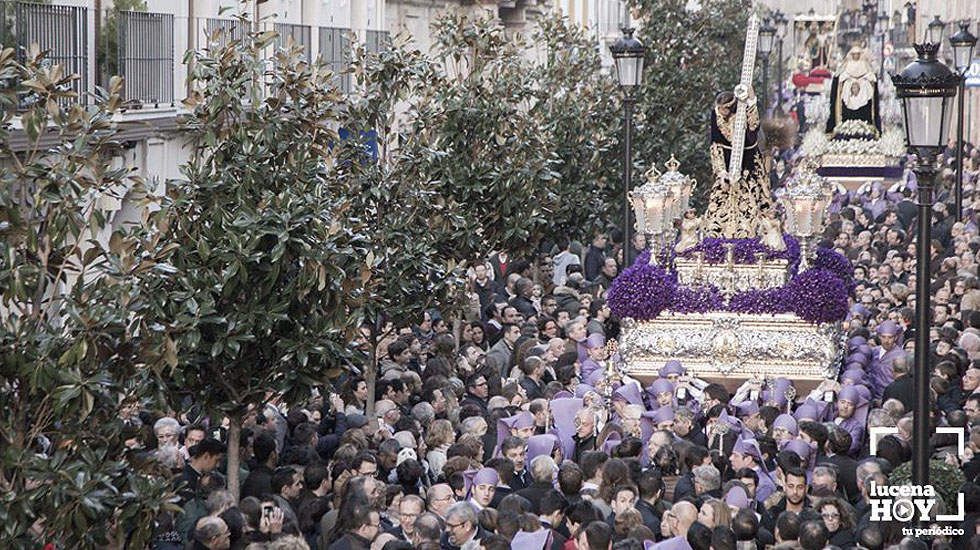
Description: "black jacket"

(241, 464), (274, 500)
(882, 375), (914, 412)
(818, 453), (859, 504)
(516, 481), (554, 514)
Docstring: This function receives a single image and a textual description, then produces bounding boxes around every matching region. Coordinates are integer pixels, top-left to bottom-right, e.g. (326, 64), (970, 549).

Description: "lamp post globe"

(773, 11), (788, 115)
(949, 21), (977, 219)
(758, 18), (775, 112)
(950, 21), (978, 72)
(774, 11), (788, 38)
(610, 28), (646, 266)
(610, 28), (646, 90)
(893, 43), (958, 152)
(927, 15), (945, 45)
(891, 42), (960, 489)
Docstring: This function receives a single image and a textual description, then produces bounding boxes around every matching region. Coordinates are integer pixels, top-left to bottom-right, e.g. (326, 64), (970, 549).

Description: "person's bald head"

(427, 483), (455, 518)
(671, 501), (698, 535)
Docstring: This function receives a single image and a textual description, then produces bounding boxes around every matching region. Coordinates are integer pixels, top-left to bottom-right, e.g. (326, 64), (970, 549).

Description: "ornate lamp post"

(950, 21), (977, 219)
(758, 18), (776, 113)
(779, 165), (832, 272)
(773, 11), (789, 115)
(891, 42), (960, 487)
(629, 173), (674, 266)
(927, 15), (945, 45)
(610, 28), (647, 267)
(878, 14), (891, 80)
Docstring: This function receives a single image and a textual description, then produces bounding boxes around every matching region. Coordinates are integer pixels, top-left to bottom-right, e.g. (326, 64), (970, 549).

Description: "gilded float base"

(820, 153), (895, 167)
(674, 258), (789, 297)
(619, 313), (842, 393)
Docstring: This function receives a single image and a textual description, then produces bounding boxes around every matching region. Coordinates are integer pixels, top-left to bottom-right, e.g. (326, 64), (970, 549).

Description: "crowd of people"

(134, 140), (980, 550)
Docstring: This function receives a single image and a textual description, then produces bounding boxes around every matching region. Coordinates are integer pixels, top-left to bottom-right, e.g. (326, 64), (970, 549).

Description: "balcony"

(0, 0), (388, 118)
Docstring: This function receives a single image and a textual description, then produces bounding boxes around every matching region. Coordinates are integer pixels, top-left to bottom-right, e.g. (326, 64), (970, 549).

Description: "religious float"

(792, 11), (906, 192)
(613, 15), (848, 393)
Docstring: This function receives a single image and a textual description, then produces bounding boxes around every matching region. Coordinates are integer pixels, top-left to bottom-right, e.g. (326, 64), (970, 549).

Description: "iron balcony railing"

(118, 11), (174, 108)
(319, 26), (351, 93)
(1, 1), (89, 107)
(274, 22), (312, 63)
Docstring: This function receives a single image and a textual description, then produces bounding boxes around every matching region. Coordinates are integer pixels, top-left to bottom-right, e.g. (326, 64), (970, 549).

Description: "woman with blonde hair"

(697, 498), (732, 529)
(424, 419), (455, 478)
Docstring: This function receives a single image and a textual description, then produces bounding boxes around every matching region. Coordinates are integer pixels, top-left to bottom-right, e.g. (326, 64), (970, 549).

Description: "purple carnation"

(671, 285), (724, 313)
(679, 235), (801, 268)
(607, 262), (677, 320)
(727, 287), (792, 314)
(811, 247), (855, 295)
(783, 234), (802, 276)
(786, 268), (850, 324)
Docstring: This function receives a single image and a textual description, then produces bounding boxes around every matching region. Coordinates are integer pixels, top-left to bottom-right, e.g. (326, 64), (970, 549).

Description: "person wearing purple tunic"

(646, 378), (676, 410)
(549, 397), (583, 461)
(527, 434), (561, 465)
(782, 438), (816, 480)
(659, 360), (685, 381)
(833, 385), (868, 457)
(729, 438), (776, 504)
(494, 411), (535, 456)
(611, 381), (646, 424)
(463, 467), (499, 511)
(578, 333), (606, 384)
(511, 528), (551, 550)
(771, 414), (798, 447)
(869, 320), (904, 400)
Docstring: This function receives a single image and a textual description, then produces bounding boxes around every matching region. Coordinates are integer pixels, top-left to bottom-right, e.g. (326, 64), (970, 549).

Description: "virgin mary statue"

(826, 46), (880, 136)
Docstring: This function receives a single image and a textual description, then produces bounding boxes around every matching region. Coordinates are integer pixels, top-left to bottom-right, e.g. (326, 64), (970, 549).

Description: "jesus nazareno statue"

(702, 88), (775, 240)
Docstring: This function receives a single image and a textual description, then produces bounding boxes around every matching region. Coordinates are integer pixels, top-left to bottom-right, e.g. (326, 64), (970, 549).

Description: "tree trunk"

(227, 416), (242, 502)
(365, 333), (378, 420)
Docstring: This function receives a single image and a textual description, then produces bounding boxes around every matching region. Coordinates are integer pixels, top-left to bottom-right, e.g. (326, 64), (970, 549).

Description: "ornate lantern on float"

(630, 170), (675, 266)
(780, 165), (832, 271)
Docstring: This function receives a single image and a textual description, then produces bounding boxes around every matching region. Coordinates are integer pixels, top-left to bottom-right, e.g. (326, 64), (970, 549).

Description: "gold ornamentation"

(674, 258), (789, 299)
(619, 314), (842, 392)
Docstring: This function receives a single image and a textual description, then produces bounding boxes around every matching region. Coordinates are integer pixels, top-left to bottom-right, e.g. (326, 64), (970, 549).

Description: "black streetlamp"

(610, 28), (646, 267)
(878, 14), (890, 80)
(758, 18), (776, 114)
(950, 21), (978, 219)
(891, 42), (960, 488)
(774, 11), (789, 115)
(927, 15), (946, 45)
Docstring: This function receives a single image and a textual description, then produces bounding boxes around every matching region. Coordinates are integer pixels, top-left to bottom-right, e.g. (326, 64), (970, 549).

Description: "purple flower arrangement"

(810, 248), (855, 292)
(609, 240), (853, 324)
(728, 287), (792, 315)
(607, 259), (677, 320)
(678, 234), (801, 270)
(671, 285), (725, 313)
(785, 268), (851, 324)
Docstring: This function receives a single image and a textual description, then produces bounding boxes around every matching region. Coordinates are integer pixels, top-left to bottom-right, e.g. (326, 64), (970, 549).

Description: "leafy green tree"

(138, 27), (372, 499)
(0, 48), (175, 547)
(331, 40), (469, 416)
(630, 0), (751, 211)
(528, 14), (622, 243)
(408, 13), (564, 259)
